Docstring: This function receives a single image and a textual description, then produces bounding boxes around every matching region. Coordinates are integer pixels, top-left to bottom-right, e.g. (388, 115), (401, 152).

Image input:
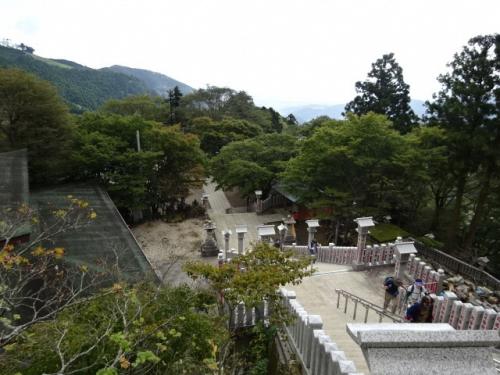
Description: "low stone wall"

(280, 288), (363, 375)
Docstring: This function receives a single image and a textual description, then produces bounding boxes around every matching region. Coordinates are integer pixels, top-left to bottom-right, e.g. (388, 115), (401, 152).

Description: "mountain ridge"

(279, 100), (427, 123)
(103, 65), (194, 96)
(0, 45), (193, 112)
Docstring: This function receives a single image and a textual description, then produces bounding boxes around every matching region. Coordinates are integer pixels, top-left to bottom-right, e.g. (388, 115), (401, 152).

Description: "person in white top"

(405, 278), (427, 305)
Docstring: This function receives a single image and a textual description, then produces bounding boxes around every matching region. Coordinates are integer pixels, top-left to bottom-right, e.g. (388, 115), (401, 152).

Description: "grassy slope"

(0, 46), (150, 111)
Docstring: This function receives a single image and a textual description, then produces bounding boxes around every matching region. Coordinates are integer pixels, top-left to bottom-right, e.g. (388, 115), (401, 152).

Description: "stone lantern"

(257, 224), (276, 244)
(200, 220), (218, 257)
(352, 216), (375, 270)
(306, 219), (320, 247)
(393, 241), (418, 279)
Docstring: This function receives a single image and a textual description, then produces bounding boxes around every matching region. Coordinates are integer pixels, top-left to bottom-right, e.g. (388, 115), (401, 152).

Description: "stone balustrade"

(405, 288), (500, 332)
(283, 243), (394, 268)
(280, 288), (363, 375)
(406, 253), (446, 293)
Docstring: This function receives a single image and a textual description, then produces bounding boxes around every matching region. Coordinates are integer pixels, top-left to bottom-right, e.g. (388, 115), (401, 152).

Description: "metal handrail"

(335, 288), (403, 323)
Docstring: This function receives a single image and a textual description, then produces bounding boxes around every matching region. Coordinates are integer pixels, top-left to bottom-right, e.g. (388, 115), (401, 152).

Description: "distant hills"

(104, 65), (193, 96)
(279, 100), (427, 123)
(0, 45), (193, 112)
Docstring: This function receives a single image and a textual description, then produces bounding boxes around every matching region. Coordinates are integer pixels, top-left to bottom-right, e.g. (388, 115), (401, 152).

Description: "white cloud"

(0, 0), (498, 108)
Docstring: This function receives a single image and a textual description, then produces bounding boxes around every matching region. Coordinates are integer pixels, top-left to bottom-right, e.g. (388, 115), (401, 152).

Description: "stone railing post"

(468, 306), (485, 330)
(438, 291), (457, 323)
(353, 216), (374, 270)
(283, 215), (296, 244)
(480, 309), (497, 330)
(457, 303), (474, 330)
(448, 300), (463, 328)
(304, 315), (323, 369)
(235, 225), (247, 255)
(255, 190), (262, 214)
(222, 229), (231, 259)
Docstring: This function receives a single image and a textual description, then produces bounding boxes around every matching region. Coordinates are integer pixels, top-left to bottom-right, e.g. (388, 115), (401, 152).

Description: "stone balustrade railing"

(413, 240), (500, 291)
(280, 288), (363, 375)
(227, 300), (269, 330)
(283, 243), (394, 268)
(406, 253), (447, 294)
(428, 290), (500, 331)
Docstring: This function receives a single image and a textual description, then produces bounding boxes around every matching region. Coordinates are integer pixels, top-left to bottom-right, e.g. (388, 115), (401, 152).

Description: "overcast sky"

(1, 0), (499, 109)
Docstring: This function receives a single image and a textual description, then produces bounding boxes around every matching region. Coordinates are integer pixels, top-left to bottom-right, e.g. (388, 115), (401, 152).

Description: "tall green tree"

(281, 113), (421, 230)
(72, 113), (205, 212)
(188, 116), (263, 156)
(180, 86), (274, 132)
(426, 34), (500, 255)
(0, 68), (73, 184)
(100, 95), (170, 122)
(210, 133), (298, 200)
(344, 53), (418, 134)
(167, 85), (183, 124)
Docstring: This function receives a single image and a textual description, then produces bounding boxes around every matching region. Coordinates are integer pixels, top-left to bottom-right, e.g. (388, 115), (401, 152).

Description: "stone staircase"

(290, 265), (398, 374)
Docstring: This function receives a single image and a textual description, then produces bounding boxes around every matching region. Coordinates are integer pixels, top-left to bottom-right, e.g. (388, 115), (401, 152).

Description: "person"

(405, 295), (434, 323)
(308, 240), (318, 263)
(383, 276), (401, 313)
(405, 278), (427, 305)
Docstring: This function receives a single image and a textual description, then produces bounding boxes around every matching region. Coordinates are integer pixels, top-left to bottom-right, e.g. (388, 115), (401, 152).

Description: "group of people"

(383, 276), (434, 323)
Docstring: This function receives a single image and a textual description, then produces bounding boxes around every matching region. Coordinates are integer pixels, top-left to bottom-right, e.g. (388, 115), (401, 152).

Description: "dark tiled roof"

(31, 184), (158, 283)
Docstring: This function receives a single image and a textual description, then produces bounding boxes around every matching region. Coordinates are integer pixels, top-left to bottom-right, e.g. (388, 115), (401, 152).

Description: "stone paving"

(203, 181), (398, 374)
(204, 181), (286, 251)
(290, 263), (396, 374)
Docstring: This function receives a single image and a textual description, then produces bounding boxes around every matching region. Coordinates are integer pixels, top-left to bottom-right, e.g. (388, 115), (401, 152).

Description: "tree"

(0, 68), (74, 184)
(167, 86), (183, 124)
(281, 113), (419, 236)
(184, 242), (312, 372)
(71, 113), (205, 213)
(180, 86), (275, 132)
(426, 34), (500, 255)
(344, 53), (418, 134)
(210, 133), (298, 200)
(100, 95), (170, 122)
(188, 116), (263, 156)
(1, 283), (226, 375)
(285, 113), (298, 126)
(0, 198), (98, 348)
(268, 107), (283, 133)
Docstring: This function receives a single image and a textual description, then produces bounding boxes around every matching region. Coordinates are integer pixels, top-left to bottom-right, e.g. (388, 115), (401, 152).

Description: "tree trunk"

(446, 171), (467, 250)
(461, 164), (493, 256)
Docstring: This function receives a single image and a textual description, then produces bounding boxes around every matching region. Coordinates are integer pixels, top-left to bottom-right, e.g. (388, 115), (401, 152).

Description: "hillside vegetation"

(0, 46), (170, 112)
(104, 65), (193, 96)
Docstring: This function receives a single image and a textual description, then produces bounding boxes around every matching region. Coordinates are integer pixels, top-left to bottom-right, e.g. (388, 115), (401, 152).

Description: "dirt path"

(132, 218), (218, 285)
